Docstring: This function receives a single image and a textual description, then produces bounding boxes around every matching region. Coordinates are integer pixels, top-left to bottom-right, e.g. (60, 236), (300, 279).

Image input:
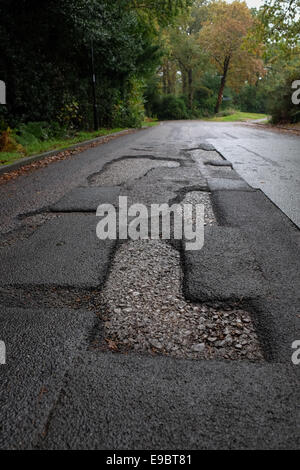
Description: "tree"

(127, 0), (194, 25)
(257, 0), (300, 49)
(252, 1), (300, 123)
(169, 26), (206, 108)
(0, 0), (191, 127)
(160, 1), (209, 110)
(199, 0), (265, 113)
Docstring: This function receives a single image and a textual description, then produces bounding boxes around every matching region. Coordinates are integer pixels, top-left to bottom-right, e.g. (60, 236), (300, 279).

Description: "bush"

(194, 86), (213, 105)
(15, 121), (69, 147)
(233, 83), (267, 114)
(193, 91), (217, 116)
(57, 96), (83, 130)
(112, 77), (145, 128)
(155, 95), (188, 120)
(268, 71), (300, 124)
(0, 128), (24, 153)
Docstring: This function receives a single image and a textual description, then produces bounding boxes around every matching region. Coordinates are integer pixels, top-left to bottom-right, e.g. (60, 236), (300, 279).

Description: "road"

(171, 120), (300, 228)
(0, 121), (299, 450)
(1, 121), (299, 234)
(208, 122), (300, 228)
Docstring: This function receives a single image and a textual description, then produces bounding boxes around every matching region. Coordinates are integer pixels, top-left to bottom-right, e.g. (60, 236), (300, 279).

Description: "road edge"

(0, 129), (136, 176)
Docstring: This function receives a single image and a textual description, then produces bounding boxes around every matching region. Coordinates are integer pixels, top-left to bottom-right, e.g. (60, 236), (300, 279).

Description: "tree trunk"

(182, 70), (187, 95)
(168, 65), (176, 95)
(215, 76), (226, 114)
(162, 64), (167, 95)
(215, 56), (230, 114)
(166, 62), (171, 94)
(188, 68), (193, 110)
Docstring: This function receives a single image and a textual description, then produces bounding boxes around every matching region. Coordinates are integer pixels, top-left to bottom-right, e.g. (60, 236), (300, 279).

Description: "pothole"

(182, 143), (216, 152)
(98, 240), (264, 361)
(89, 158), (179, 186)
(180, 191), (217, 227)
(191, 150), (223, 164)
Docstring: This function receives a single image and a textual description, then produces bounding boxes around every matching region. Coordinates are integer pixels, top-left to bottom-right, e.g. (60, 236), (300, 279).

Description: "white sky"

(226, 0), (265, 9)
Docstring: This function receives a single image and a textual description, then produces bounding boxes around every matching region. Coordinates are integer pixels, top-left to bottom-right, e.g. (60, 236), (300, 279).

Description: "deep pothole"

(88, 158), (180, 186)
(97, 239), (263, 361)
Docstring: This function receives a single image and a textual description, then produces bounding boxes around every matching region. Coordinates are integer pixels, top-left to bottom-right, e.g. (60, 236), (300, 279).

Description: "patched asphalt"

(37, 352), (297, 450)
(183, 226), (266, 302)
(211, 189), (300, 362)
(0, 307), (95, 450)
(0, 121), (299, 449)
(0, 213), (115, 288)
(49, 186), (121, 212)
(207, 178), (254, 191)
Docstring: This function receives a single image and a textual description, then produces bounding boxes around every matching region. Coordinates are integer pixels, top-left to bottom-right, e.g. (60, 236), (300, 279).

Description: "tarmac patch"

(0, 213), (115, 289)
(184, 226), (266, 302)
(50, 186), (120, 212)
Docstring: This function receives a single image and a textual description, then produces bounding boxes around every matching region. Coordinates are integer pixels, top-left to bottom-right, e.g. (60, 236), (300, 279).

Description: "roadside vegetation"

(0, 0), (299, 165)
(0, 120), (158, 165)
(146, 0), (299, 123)
(206, 111), (268, 122)
(0, 124), (125, 165)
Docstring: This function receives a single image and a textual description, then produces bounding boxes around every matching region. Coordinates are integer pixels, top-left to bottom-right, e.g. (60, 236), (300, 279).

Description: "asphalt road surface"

(206, 122), (300, 228)
(0, 121), (299, 450)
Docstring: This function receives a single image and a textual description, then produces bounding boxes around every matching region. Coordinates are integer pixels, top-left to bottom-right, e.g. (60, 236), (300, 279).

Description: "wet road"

(200, 122), (300, 227)
(150, 121), (300, 226)
(0, 121), (299, 233)
(0, 120), (298, 450)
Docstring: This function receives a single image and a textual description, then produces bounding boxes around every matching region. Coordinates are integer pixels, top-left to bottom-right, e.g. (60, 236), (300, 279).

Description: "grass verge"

(142, 118), (160, 128)
(0, 127), (126, 166)
(206, 112), (268, 122)
(0, 120), (160, 167)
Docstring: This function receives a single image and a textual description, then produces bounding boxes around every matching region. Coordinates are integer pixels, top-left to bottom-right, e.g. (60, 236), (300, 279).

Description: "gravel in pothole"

(191, 150), (223, 164)
(89, 158), (179, 186)
(99, 240), (263, 361)
(180, 191), (216, 226)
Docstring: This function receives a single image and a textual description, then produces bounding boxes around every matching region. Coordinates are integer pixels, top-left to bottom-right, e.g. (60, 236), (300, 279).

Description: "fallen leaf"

(105, 338), (119, 351)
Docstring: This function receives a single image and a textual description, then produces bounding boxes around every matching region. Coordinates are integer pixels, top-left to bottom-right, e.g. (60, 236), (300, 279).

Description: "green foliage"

(155, 95), (189, 120)
(57, 97), (83, 130)
(113, 78), (145, 128)
(268, 70), (300, 123)
(232, 83), (268, 113)
(194, 86), (212, 103)
(127, 0), (194, 26)
(0, 1), (188, 129)
(144, 75), (162, 117)
(216, 108), (239, 117)
(0, 126), (127, 165)
(15, 122), (69, 148)
(208, 111), (267, 122)
(193, 85), (215, 115)
(0, 127), (24, 153)
(258, 0), (300, 49)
